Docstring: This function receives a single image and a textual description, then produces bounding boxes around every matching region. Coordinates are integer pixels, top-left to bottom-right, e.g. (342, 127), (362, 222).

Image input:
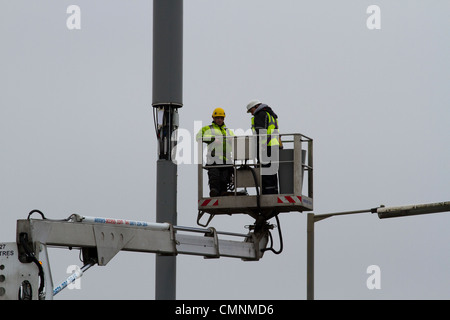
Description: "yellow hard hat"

(212, 107), (225, 118)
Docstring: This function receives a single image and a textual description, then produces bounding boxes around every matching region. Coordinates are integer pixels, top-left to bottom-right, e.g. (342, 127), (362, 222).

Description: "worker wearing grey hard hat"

(246, 99), (280, 195)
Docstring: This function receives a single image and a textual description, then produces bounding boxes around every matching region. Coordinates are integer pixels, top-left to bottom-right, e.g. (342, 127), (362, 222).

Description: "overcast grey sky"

(1, 1), (449, 299)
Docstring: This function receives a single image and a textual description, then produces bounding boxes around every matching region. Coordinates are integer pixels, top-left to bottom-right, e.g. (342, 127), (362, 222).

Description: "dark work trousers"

(206, 164), (233, 196)
(259, 145), (279, 195)
(261, 167), (279, 194)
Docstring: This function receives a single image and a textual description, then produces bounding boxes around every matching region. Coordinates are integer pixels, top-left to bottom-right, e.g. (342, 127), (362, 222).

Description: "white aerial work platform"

(197, 133), (313, 226)
(0, 132), (313, 300)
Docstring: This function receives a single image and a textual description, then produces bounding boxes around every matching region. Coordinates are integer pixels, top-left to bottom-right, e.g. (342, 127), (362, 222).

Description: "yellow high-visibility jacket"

(197, 122), (235, 164)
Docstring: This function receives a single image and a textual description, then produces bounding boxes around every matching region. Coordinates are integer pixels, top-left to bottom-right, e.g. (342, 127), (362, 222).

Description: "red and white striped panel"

(277, 196), (302, 204)
(199, 199), (219, 207)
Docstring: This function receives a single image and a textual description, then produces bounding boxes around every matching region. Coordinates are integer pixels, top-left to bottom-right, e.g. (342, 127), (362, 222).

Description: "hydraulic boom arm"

(1, 214), (270, 300)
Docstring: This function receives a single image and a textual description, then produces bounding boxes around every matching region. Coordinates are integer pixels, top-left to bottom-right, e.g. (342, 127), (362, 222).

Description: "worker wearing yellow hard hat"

(196, 107), (235, 197)
(211, 107), (225, 118)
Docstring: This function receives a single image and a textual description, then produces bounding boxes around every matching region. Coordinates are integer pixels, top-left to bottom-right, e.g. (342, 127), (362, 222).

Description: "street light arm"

(377, 201), (450, 219)
(307, 200), (449, 300)
(313, 207), (379, 222)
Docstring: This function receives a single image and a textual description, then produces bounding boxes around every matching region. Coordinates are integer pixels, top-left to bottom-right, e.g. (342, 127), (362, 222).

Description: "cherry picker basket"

(197, 133), (313, 226)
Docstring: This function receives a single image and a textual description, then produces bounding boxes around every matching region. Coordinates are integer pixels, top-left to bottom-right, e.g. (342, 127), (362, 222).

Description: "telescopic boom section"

(16, 216), (269, 263)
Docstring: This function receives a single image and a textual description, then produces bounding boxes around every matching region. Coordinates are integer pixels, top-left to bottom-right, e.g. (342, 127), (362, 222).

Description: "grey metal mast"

(152, 0), (183, 300)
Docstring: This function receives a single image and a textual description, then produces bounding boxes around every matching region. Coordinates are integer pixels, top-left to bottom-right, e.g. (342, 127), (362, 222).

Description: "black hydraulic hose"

(27, 209), (46, 220)
(245, 165), (283, 254)
(261, 215), (283, 255)
(19, 233), (45, 298)
(27, 209), (75, 222)
(248, 166), (261, 212)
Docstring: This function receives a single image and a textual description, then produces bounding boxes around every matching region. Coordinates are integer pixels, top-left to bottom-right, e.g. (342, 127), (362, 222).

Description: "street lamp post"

(306, 208), (377, 300)
(306, 201), (450, 300)
(153, 0), (183, 300)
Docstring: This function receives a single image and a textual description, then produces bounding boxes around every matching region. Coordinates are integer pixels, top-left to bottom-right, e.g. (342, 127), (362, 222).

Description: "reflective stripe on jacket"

(251, 111), (280, 147)
(196, 122), (235, 164)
